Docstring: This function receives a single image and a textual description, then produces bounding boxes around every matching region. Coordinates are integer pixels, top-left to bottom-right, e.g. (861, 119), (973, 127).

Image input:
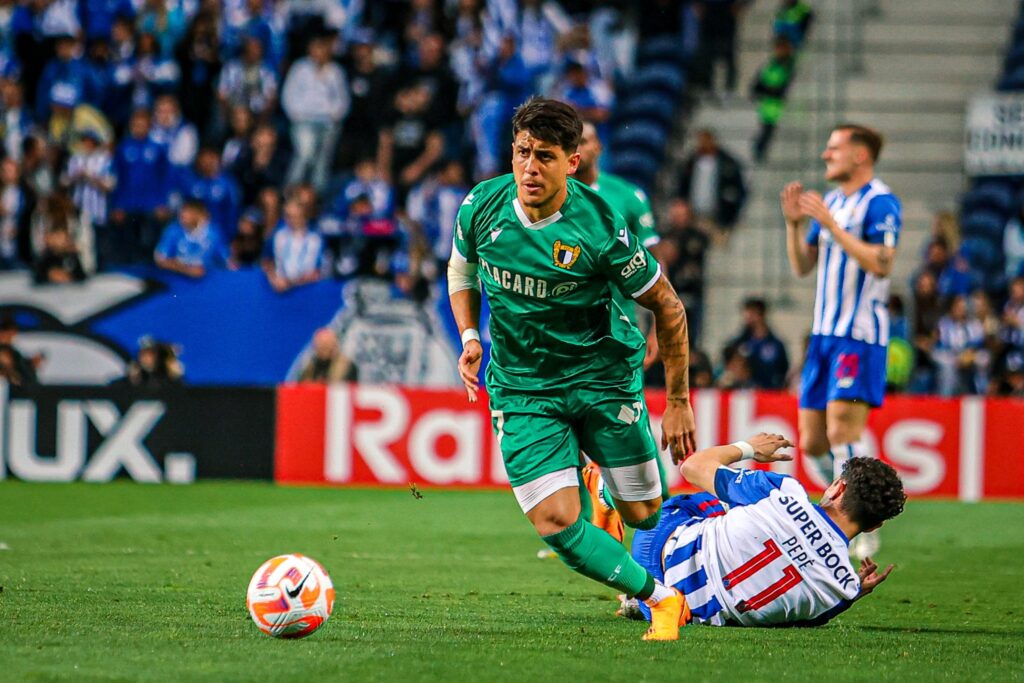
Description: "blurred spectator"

(118, 336), (184, 388)
(678, 129), (746, 235)
(934, 294), (989, 396)
(1, 79), (33, 161)
(377, 84), (444, 196)
(694, 0), (748, 97)
(689, 348), (714, 389)
(1003, 203), (1024, 280)
(220, 103), (254, 169)
(0, 157), (34, 269)
(328, 158), (395, 221)
(33, 222), (86, 284)
(657, 198), (710, 346)
(937, 249), (978, 299)
(83, 36), (116, 122)
(338, 29), (391, 170)
(478, 32), (533, 175)
(717, 342), (754, 389)
(154, 199), (227, 278)
(22, 135), (54, 197)
(177, 145), (242, 239)
(116, 32), (180, 116)
(62, 130), (115, 261)
(298, 327), (357, 383)
(79, 0), (136, 43)
(1001, 276), (1024, 350)
(971, 289), (1001, 348)
(110, 108), (171, 263)
(217, 33), (277, 122)
(35, 33), (88, 140)
(919, 237), (950, 281)
(724, 297), (789, 389)
(512, 0), (564, 86)
(773, 0), (814, 48)
(229, 207), (264, 268)
(231, 123), (289, 206)
(281, 28), (349, 192)
(31, 191), (94, 274)
(175, 10), (221, 135)
(990, 348), (1024, 397)
(751, 37), (796, 163)
(395, 32), (460, 126)
(150, 93), (197, 172)
(550, 60), (611, 128)
(886, 295), (913, 393)
(262, 197), (322, 292)
(930, 210), (960, 251)
(406, 158), (468, 269)
(137, 0), (185, 59)
(0, 316), (38, 386)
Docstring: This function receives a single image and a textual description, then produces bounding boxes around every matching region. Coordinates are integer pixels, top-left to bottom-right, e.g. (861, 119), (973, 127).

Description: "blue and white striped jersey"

(806, 179), (902, 347)
(65, 150), (114, 226)
(660, 468), (860, 627)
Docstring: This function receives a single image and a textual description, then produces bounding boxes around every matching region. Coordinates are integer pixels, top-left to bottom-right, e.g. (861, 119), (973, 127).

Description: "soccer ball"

(246, 553), (335, 638)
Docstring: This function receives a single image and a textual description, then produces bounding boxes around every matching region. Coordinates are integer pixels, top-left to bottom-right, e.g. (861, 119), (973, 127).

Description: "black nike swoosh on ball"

(286, 570), (312, 599)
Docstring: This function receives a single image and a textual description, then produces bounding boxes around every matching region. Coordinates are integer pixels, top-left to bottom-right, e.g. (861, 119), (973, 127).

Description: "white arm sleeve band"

(447, 258), (480, 295)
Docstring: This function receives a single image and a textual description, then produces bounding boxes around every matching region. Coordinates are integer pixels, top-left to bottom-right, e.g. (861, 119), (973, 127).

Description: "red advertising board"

(275, 385), (1024, 500)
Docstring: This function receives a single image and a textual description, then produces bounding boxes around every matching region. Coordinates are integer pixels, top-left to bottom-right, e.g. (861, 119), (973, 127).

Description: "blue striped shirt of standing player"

(632, 468), (860, 627)
(800, 178), (901, 410)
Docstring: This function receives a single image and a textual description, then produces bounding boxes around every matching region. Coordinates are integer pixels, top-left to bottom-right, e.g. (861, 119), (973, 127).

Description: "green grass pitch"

(1, 482), (1023, 682)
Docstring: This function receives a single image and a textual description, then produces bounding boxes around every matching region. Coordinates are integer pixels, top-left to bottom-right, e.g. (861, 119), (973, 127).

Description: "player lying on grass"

(604, 433), (905, 630)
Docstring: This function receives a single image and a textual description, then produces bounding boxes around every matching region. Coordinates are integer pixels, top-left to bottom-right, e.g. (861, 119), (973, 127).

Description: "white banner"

(965, 92), (1024, 176)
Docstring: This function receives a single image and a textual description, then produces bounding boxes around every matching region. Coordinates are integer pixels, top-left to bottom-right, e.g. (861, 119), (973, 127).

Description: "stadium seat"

(612, 121), (669, 157)
(636, 34), (686, 66)
(963, 181), (1017, 217)
(1004, 44), (1024, 73)
(631, 63), (687, 97)
(959, 236), (1001, 271)
(611, 149), (660, 189)
(961, 209), (1007, 241)
(615, 92), (677, 128)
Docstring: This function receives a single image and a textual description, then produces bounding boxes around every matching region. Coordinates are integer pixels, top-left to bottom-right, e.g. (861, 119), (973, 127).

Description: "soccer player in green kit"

(574, 119), (661, 367)
(447, 99), (696, 641)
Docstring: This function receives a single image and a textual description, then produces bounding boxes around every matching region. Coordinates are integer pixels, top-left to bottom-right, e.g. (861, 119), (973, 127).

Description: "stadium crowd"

(0, 0), (1020, 401)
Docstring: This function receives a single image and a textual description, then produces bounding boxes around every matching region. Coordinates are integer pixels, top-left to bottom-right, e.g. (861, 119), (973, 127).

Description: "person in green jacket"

(751, 37), (797, 163)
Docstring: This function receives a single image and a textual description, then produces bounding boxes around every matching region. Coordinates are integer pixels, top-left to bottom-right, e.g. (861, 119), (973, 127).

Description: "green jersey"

(589, 172), (659, 324)
(452, 174), (662, 392)
(589, 173), (659, 249)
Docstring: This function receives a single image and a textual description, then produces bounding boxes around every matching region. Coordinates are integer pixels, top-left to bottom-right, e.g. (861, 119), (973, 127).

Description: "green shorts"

(488, 375), (661, 498)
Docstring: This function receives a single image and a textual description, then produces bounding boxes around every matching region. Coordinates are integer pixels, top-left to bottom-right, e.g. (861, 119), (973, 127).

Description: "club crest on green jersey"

(552, 240), (581, 269)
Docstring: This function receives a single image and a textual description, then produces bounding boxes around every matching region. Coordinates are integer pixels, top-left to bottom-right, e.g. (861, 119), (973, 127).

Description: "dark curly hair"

(511, 98), (582, 152)
(839, 457), (906, 531)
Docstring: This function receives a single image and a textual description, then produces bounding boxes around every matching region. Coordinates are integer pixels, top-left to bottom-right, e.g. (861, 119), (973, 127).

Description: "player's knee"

(620, 498), (662, 530)
(800, 431), (829, 457)
(530, 508), (580, 537)
(826, 423), (856, 447)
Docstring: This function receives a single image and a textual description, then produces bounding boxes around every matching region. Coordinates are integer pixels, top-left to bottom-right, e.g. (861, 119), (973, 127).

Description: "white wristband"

(731, 441), (756, 460)
(461, 328), (481, 346)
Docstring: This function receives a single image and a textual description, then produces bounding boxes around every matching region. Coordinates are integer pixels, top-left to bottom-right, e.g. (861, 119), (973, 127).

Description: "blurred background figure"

(297, 327), (357, 383)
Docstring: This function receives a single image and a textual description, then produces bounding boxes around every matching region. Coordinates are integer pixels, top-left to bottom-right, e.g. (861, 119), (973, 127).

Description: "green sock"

(541, 515), (654, 597)
(576, 470), (594, 521)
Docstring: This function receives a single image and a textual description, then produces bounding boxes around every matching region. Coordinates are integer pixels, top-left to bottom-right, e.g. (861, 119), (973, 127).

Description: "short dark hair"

(182, 198), (209, 214)
(743, 297), (767, 315)
(834, 123), (884, 162)
(511, 98), (582, 153)
(839, 457), (906, 531)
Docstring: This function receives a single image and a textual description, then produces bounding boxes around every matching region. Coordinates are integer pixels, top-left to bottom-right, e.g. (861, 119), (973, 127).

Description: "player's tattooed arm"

(798, 191), (897, 277)
(636, 275), (697, 462)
